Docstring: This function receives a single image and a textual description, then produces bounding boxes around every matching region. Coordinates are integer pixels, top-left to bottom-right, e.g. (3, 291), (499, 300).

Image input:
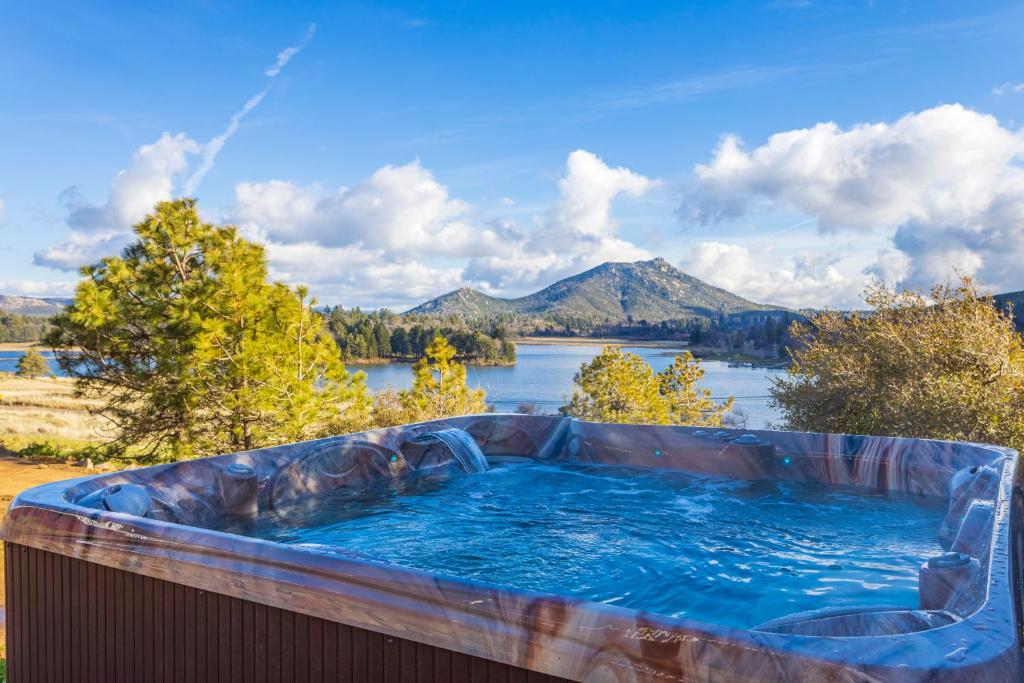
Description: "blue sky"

(2, 1), (1023, 309)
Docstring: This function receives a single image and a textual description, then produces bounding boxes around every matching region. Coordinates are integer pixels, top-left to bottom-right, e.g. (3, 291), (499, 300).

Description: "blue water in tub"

(214, 462), (946, 629)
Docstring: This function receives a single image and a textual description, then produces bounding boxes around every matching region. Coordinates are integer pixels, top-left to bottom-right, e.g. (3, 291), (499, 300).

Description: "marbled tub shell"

(2, 415), (1021, 682)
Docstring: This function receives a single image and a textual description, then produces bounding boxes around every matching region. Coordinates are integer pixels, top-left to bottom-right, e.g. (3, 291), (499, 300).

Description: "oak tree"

(770, 277), (1024, 450)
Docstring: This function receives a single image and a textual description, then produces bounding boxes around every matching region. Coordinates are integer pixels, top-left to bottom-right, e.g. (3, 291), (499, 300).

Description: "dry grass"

(0, 373), (109, 446)
(0, 407), (108, 443)
(0, 342), (39, 352)
(0, 373), (103, 408)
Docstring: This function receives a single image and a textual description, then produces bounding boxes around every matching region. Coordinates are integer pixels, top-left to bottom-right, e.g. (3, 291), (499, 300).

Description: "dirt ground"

(0, 456), (93, 659)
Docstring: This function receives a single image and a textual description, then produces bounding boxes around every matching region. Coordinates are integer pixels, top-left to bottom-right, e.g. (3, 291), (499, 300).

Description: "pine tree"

(47, 199), (370, 459)
(563, 346), (732, 426)
(658, 351), (734, 425)
(15, 348), (51, 377)
(398, 335), (488, 421)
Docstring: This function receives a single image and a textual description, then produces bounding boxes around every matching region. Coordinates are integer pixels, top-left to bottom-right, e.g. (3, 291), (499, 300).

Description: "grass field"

(0, 373), (109, 455)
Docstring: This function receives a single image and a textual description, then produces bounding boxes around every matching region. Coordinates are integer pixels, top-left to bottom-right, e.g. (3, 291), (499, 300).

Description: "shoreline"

(512, 336), (687, 349)
(350, 357), (515, 368)
(0, 342), (47, 352)
(2, 339), (787, 368)
(513, 337), (787, 367)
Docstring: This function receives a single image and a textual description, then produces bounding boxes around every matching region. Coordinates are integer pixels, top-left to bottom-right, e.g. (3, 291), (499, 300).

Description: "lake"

(0, 350), (64, 376)
(354, 342), (785, 428)
(1, 344), (786, 428)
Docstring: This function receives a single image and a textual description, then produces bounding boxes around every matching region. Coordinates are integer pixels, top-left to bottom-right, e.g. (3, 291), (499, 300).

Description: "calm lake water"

(2, 343), (785, 428)
(355, 343), (784, 428)
(0, 350), (63, 376)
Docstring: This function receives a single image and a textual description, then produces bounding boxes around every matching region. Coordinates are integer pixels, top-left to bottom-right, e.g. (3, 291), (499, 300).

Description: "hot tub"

(3, 415), (1022, 682)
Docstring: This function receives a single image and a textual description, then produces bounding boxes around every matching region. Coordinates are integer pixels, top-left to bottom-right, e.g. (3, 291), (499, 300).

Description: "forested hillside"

(0, 309), (51, 342)
(326, 307), (516, 365)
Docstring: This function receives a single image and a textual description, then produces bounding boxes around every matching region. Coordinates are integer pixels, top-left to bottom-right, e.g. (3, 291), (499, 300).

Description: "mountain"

(994, 290), (1024, 310)
(406, 287), (518, 318)
(994, 290), (1024, 331)
(406, 258), (782, 322)
(0, 295), (71, 317)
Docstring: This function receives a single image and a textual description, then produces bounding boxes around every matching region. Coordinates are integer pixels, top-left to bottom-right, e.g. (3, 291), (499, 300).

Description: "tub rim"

(2, 416), (1020, 681)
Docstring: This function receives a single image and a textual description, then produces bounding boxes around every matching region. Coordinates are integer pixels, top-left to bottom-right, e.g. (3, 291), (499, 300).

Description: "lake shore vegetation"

(562, 346), (734, 426)
(372, 335), (490, 427)
(771, 276), (1024, 451)
(328, 306), (516, 366)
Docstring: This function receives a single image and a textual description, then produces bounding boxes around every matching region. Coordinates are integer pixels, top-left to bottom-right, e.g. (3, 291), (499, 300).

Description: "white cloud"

(229, 150), (658, 305)
(466, 150), (658, 293)
(548, 149), (657, 243)
(233, 161), (516, 257)
(0, 280), (76, 298)
(679, 241), (863, 309)
(38, 143), (655, 307)
(259, 241), (464, 309)
(464, 237), (650, 294)
(864, 248), (911, 285)
(686, 104), (1024, 291)
(36, 148), (480, 307)
(72, 133), (199, 230)
(230, 161), (527, 307)
(993, 82), (1024, 96)
(35, 132), (201, 269)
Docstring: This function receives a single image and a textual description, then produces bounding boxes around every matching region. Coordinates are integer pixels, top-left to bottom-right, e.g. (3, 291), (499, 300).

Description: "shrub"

(770, 276), (1024, 450)
(563, 346), (732, 426)
(15, 348), (50, 377)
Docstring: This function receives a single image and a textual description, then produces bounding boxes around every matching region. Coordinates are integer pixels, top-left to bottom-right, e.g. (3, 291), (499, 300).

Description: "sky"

(1, 1), (1023, 311)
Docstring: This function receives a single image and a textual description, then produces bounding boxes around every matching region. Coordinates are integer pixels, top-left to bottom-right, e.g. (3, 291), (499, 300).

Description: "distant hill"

(407, 287), (519, 318)
(407, 258), (785, 323)
(994, 290), (1024, 331)
(0, 295), (70, 317)
(994, 290), (1024, 310)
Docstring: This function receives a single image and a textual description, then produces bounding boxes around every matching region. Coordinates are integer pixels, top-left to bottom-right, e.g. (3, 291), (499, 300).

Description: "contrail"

(184, 23), (317, 195)
(266, 24), (317, 77)
(767, 217), (815, 240)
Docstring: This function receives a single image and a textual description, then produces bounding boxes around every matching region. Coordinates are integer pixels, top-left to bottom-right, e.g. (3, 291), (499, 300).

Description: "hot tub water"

(213, 462), (946, 629)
